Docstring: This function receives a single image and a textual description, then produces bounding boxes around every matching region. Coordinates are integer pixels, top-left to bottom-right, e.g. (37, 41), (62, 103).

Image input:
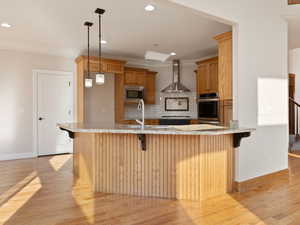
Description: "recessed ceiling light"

(170, 52), (176, 56)
(101, 40), (107, 44)
(1, 23), (11, 28)
(145, 4), (155, 12)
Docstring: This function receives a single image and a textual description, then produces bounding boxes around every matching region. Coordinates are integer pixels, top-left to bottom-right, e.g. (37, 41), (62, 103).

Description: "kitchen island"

(59, 123), (253, 201)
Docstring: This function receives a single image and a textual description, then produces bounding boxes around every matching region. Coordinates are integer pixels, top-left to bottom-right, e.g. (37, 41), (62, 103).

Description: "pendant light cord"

(88, 25), (90, 78)
(99, 14), (101, 74)
(95, 8), (105, 75)
(84, 21), (93, 79)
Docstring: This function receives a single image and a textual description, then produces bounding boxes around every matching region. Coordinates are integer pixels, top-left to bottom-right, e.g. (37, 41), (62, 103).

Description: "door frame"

(32, 69), (74, 157)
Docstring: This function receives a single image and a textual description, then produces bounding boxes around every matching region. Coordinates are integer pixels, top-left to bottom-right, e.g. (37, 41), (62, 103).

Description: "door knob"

(38, 117), (44, 121)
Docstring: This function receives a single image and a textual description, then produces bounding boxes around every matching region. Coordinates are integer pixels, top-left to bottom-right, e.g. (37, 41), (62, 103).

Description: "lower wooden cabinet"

(196, 57), (218, 95)
(220, 100), (232, 127)
(191, 120), (200, 124)
(146, 119), (159, 125)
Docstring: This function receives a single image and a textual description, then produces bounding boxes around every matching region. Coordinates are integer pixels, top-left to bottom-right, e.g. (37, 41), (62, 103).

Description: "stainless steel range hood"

(161, 59), (191, 93)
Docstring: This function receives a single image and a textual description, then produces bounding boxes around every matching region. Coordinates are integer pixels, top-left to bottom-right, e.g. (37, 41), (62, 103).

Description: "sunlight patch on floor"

(179, 194), (267, 225)
(0, 171), (37, 206)
(0, 173), (41, 224)
(289, 153), (300, 158)
(73, 191), (94, 224)
(48, 154), (71, 171)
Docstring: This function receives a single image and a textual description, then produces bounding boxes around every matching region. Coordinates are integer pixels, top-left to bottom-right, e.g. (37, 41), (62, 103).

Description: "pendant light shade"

(96, 74), (105, 85)
(95, 8), (106, 85)
(84, 21), (93, 88)
(85, 78), (93, 88)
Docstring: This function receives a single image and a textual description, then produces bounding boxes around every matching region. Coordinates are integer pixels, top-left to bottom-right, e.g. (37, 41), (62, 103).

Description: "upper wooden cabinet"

(196, 32), (232, 100)
(288, 0), (300, 5)
(196, 57), (218, 95)
(145, 71), (156, 104)
(124, 67), (147, 86)
(124, 67), (157, 105)
(75, 56), (126, 74)
(214, 31), (232, 100)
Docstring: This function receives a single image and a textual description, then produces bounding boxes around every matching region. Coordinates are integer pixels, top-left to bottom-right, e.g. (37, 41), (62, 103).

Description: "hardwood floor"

(0, 154), (299, 225)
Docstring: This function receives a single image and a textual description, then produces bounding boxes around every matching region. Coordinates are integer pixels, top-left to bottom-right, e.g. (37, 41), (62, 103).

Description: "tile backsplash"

(125, 103), (161, 120)
(159, 92), (197, 118)
(124, 91), (198, 120)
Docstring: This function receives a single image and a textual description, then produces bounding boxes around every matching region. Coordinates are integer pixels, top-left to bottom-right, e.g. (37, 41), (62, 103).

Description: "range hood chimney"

(161, 60), (191, 93)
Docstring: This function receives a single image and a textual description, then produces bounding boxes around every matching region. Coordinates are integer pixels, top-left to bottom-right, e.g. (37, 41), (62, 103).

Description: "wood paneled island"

(59, 123), (253, 201)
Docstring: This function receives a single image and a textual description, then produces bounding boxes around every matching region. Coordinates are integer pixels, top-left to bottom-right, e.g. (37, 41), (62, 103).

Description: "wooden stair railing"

(288, 0), (300, 5)
(289, 97), (300, 138)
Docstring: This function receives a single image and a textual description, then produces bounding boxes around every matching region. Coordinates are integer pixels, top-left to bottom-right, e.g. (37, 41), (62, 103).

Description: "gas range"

(160, 116), (192, 120)
(159, 116), (193, 125)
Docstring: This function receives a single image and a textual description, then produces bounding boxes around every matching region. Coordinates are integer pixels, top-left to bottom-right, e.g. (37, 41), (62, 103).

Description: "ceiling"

(0, 0), (231, 61)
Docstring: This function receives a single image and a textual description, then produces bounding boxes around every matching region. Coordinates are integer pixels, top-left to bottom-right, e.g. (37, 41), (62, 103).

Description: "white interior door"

(37, 72), (73, 156)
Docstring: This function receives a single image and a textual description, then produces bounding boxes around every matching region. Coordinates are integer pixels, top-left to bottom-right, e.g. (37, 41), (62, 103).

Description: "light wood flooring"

(0, 154), (300, 225)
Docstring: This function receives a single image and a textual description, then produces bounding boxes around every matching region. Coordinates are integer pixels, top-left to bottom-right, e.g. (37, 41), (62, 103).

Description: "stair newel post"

(297, 106), (299, 138)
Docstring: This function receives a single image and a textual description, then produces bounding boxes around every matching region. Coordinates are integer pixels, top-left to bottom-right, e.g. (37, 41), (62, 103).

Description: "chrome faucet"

(136, 99), (145, 129)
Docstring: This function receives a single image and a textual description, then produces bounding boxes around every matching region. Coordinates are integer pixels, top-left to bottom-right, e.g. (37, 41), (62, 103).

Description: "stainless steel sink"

(118, 124), (171, 129)
(146, 125), (171, 129)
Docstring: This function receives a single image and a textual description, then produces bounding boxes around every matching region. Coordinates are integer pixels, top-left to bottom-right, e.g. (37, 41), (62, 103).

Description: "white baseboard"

(0, 152), (37, 161)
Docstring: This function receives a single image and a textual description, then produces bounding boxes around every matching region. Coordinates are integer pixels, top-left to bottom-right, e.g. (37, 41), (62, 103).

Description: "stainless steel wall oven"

(198, 93), (219, 122)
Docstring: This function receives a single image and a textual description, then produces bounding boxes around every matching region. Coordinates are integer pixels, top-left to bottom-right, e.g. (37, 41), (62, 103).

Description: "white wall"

(0, 50), (75, 160)
(289, 49), (300, 103)
(170, 0), (288, 182)
(85, 73), (115, 123)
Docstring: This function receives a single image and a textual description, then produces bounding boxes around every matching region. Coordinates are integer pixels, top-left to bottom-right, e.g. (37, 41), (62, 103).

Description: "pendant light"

(95, 8), (106, 85)
(84, 21), (93, 88)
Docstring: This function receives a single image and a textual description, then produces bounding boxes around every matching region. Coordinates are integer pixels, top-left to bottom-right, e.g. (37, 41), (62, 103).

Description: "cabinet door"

(209, 62), (218, 93)
(90, 62), (107, 73)
(146, 119), (159, 125)
(197, 65), (208, 94)
(223, 105), (232, 127)
(135, 72), (146, 86)
(145, 74), (156, 104)
(125, 71), (146, 86)
(220, 100), (232, 127)
(125, 71), (137, 85)
(191, 120), (199, 124)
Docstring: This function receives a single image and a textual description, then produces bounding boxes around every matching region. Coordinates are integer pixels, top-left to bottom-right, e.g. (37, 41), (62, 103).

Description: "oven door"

(198, 100), (219, 120)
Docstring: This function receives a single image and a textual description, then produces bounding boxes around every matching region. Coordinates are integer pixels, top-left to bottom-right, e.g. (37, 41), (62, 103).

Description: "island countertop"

(58, 122), (255, 136)
(64, 122), (254, 201)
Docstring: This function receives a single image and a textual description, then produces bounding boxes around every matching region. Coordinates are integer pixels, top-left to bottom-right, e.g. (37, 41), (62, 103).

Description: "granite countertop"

(123, 118), (160, 121)
(58, 123), (255, 136)
(124, 118), (199, 120)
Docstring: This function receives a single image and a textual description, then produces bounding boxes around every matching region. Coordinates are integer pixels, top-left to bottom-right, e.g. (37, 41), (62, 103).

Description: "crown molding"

(101, 54), (218, 68)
